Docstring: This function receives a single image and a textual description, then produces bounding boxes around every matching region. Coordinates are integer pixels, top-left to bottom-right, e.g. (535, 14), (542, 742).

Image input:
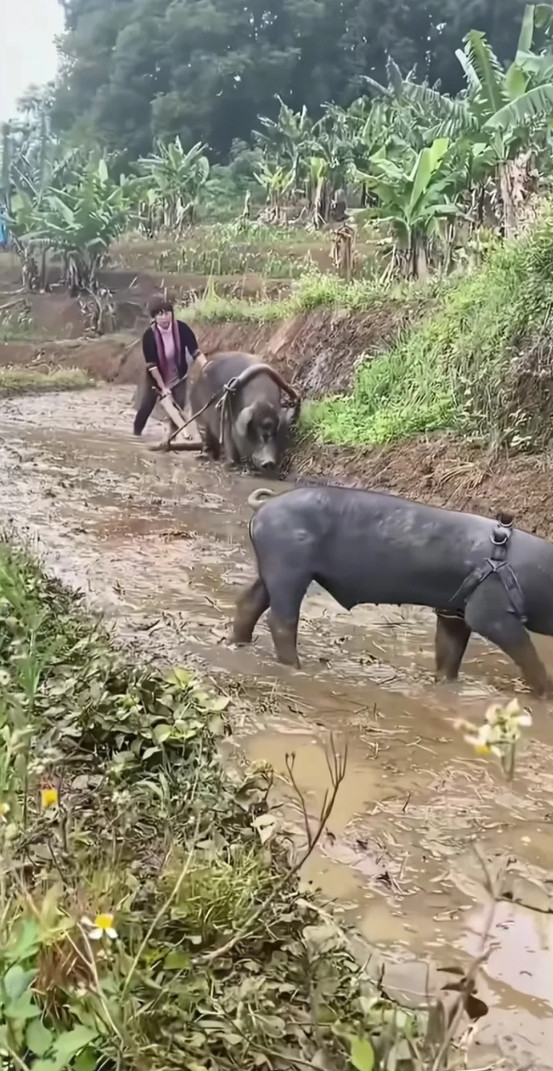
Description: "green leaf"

(52, 1025), (97, 1062)
(27, 1019), (54, 1057)
(141, 745), (160, 760)
(153, 723), (173, 743)
(408, 138), (449, 215)
(465, 30), (507, 114)
(6, 920), (41, 963)
(169, 667), (193, 689)
(164, 949), (191, 969)
(46, 194), (75, 227)
(5, 991), (41, 1021)
(3, 964), (36, 1000)
(75, 1048), (97, 1071)
(350, 1036), (375, 1071)
(535, 2), (553, 31)
(504, 64), (528, 100)
(485, 83), (553, 129)
(517, 4), (535, 54)
(516, 50), (553, 80)
(97, 158), (108, 183)
(455, 46), (482, 93)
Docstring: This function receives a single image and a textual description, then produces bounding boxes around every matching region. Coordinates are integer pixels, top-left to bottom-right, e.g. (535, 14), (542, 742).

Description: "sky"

(0, 0), (64, 121)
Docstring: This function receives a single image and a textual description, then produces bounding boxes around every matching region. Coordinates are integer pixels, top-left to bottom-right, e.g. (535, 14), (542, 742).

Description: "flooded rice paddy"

(3, 385), (553, 1068)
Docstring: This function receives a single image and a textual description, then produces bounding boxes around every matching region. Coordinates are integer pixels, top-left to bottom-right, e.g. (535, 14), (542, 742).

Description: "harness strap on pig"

(165, 362), (300, 449)
(449, 512), (527, 623)
(215, 365), (300, 450)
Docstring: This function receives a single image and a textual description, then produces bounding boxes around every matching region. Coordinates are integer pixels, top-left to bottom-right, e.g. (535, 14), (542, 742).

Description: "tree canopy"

(50, 0), (532, 159)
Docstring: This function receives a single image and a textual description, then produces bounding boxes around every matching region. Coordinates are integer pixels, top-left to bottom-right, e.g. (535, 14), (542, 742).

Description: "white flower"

(81, 913), (118, 940)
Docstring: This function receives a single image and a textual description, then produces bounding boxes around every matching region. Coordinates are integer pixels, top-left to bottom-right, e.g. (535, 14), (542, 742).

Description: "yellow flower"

(0, 801), (10, 821)
(41, 787), (59, 809)
(474, 743), (491, 756)
(82, 913), (118, 940)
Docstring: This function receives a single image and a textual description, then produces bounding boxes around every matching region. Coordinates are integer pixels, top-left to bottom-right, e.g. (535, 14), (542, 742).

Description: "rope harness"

(163, 364), (300, 449)
(441, 512), (527, 624)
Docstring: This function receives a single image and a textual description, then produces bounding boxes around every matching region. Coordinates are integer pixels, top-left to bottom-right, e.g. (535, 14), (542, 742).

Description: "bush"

(0, 540), (434, 1071)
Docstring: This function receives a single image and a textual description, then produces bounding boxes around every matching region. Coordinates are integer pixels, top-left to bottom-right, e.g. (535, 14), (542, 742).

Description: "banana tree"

(403, 4), (553, 234)
(138, 139), (210, 233)
(254, 98), (314, 198)
(357, 138), (462, 277)
(11, 159), (137, 293)
(307, 156), (330, 226)
(253, 159), (295, 217)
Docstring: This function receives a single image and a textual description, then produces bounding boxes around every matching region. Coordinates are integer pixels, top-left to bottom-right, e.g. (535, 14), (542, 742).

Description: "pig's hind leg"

(231, 578), (270, 645)
(264, 565), (312, 668)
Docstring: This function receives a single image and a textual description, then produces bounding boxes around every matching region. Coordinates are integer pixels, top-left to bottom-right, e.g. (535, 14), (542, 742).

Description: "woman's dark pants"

(133, 370), (188, 436)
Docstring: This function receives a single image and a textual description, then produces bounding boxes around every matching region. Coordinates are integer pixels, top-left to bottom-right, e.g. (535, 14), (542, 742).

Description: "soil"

(295, 436), (553, 541)
(1, 289), (429, 399)
(1, 282), (553, 538)
(4, 264), (553, 1066)
(197, 298), (429, 398)
(3, 383), (553, 1071)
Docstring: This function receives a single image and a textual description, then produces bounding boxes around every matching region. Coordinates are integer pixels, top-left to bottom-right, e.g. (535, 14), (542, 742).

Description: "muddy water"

(3, 386), (553, 1067)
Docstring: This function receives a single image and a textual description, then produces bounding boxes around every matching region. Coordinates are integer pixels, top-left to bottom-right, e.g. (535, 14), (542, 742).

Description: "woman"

(133, 297), (207, 437)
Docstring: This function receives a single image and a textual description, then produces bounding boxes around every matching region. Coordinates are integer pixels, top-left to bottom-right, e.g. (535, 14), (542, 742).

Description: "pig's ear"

(234, 404), (256, 440)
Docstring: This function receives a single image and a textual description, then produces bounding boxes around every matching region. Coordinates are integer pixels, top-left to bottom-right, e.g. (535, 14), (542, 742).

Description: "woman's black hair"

(148, 296), (174, 318)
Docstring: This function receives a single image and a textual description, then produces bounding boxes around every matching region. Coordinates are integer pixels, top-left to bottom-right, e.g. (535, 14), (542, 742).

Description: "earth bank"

(2, 283), (553, 538)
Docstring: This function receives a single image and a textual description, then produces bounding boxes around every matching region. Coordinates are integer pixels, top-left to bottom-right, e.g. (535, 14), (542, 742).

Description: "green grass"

(185, 271), (422, 323)
(0, 539), (456, 1071)
(306, 205), (553, 449)
(0, 325), (36, 342)
(0, 367), (93, 394)
(117, 223), (330, 278)
(115, 222), (380, 279)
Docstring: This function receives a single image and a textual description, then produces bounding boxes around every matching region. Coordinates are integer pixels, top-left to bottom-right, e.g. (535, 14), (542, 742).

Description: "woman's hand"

(147, 364), (168, 394)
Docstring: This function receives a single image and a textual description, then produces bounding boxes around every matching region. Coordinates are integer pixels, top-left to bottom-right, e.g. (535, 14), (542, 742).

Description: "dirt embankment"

(2, 283), (553, 538)
(197, 300), (426, 397)
(296, 437), (553, 541)
(0, 285), (425, 398)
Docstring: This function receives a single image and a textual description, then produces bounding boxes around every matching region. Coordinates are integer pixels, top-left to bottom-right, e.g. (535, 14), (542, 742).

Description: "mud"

(3, 386), (553, 1069)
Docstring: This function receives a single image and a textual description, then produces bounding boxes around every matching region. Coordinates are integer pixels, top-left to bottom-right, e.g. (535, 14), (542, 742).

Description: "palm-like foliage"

(11, 160), (138, 292)
(396, 4), (553, 233)
(138, 138), (210, 232)
(255, 98), (314, 197)
(357, 138), (462, 275)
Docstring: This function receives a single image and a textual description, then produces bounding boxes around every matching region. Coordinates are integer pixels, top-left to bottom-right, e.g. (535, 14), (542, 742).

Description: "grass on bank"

(306, 206), (553, 449)
(0, 539), (464, 1071)
(185, 270), (428, 324)
(0, 367), (93, 395)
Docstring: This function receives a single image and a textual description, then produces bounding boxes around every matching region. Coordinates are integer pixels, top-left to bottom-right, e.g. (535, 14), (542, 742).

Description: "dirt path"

(3, 386), (553, 1069)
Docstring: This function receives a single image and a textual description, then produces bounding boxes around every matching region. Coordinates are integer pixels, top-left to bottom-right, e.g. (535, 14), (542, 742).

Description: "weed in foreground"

(0, 540), (473, 1071)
